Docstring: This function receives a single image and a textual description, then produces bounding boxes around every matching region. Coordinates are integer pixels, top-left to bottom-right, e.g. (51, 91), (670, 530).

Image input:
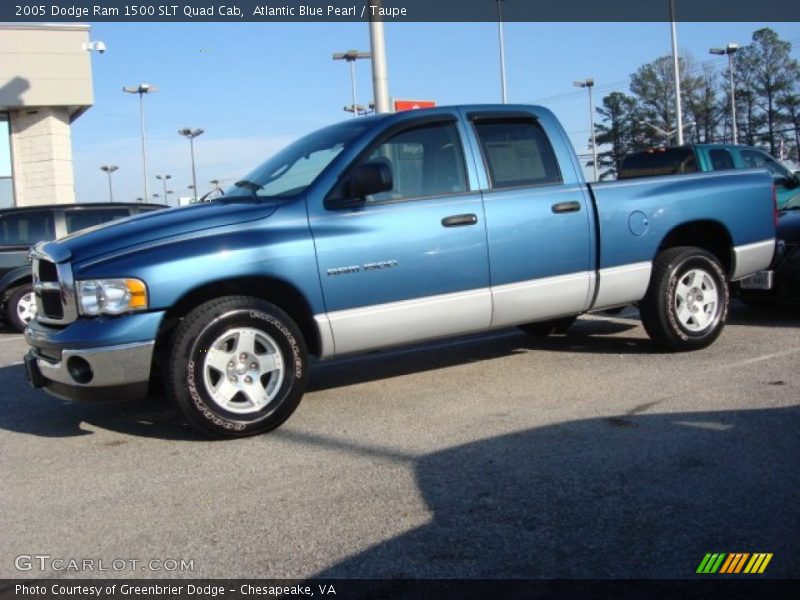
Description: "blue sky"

(73, 21), (800, 203)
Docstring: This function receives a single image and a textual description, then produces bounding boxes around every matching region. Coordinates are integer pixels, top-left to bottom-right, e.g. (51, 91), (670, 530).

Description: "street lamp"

(156, 174), (172, 205)
(710, 43), (740, 145)
(496, 0), (507, 103)
(639, 120), (695, 145)
(574, 78), (597, 181)
(333, 50), (371, 118)
(123, 83), (158, 201)
(100, 165), (118, 203)
(178, 128), (204, 203)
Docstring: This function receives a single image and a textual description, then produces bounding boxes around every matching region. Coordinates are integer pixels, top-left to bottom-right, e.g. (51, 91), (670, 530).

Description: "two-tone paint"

(24, 104), (776, 399)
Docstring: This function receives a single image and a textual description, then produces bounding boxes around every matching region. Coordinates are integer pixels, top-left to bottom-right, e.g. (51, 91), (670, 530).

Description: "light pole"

(497, 0), (507, 103)
(574, 78), (597, 181)
(368, 0), (390, 113)
(123, 83), (158, 202)
(156, 174), (172, 205)
(669, 0), (684, 146)
(333, 50), (371, 118)
(100, 165), (118, 203)
(710, 43), (739, 144)
(178, 128), (204, 203)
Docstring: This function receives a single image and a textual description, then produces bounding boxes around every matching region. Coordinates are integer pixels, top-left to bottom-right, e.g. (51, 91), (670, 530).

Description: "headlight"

(77, 279), (148, 316)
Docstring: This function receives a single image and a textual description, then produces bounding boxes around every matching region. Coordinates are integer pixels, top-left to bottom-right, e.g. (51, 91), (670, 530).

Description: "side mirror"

(348, 161), (393, 199)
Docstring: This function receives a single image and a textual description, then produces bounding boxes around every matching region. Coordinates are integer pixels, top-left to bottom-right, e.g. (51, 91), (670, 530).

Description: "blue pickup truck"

(24, 105), (776, 437)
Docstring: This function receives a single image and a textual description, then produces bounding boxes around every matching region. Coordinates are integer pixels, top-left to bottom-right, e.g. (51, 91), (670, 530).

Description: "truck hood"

(42, 200), (278, 264)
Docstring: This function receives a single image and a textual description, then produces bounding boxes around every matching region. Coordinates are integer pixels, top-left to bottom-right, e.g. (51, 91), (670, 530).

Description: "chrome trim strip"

(592, 261), (652, 310)
(490, 271), (592, 328)
(34, 281), (60, 292)
(323, 288), (492, 357)
(731, 239), (776, 281)
(35, 341), (155, 387)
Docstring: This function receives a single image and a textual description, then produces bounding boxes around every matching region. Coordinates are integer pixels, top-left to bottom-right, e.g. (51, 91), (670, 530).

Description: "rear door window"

(473, 119), (562, 189)
(64, 208), (131, 234)
(0, 210), (56, 246)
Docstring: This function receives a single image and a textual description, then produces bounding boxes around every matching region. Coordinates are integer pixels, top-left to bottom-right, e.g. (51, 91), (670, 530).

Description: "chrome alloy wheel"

(16, 291), (37, 324)
(202, 327), (285, 414)
(674, 268), (720, 333)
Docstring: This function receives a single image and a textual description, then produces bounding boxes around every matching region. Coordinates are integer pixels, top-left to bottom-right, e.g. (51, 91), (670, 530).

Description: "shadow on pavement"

(0, 364), (199, 440)
(310, 318), (645, 392)
(728, 300), (800, 328)
(308, 404), (800, 579)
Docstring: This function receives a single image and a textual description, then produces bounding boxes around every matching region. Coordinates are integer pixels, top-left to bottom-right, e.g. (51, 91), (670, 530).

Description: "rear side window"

(65, 208), (130, 234)
(473, 119), (561, 189)
(0, 211), (55, 246)
(709, 149), (735, 171)
(618, 148), (698, 179)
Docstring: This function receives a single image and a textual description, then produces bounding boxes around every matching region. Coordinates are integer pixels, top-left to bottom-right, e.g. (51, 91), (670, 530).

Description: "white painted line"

(0, 336), (24, 343)
(7, 361), (23, 366)
(716, 347), (800, 370)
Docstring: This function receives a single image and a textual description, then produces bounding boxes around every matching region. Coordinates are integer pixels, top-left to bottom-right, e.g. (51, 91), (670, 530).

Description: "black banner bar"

(3, 579), (800, 600)
(2, 0), (800, 23)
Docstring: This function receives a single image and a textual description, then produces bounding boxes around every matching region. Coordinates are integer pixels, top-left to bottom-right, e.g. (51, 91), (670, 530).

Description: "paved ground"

(0, 302), (798, 579)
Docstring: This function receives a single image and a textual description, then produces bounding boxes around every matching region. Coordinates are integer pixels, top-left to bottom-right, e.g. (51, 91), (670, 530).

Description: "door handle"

(441, 213), (479, 227)
(551, 201), (582, 214)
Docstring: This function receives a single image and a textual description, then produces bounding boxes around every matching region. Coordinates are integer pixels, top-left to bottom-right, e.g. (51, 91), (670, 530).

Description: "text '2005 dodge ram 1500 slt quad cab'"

(24, 105), (777, 437)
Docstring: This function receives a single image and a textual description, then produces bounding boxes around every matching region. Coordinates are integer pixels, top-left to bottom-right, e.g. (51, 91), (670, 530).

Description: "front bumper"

(25, 341), (154, 402)
(24, 311), (164, 402)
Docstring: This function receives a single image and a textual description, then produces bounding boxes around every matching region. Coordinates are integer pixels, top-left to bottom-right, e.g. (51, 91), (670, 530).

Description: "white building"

(0, 23), (94, 208)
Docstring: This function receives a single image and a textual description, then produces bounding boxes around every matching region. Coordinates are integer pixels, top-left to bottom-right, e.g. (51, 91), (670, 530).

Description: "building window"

(0, 113), (13, 208)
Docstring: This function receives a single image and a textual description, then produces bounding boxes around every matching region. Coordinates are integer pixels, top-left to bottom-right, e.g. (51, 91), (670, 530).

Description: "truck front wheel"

(640, 247), (728, 351)
(165, 296), (309, 438)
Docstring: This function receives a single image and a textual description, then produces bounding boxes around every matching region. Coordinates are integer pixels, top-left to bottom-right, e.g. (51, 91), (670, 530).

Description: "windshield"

(224, 121), (368, 199)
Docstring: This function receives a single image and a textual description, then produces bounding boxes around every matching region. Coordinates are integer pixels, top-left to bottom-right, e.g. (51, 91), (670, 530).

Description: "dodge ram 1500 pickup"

(24, 105), (777, 437)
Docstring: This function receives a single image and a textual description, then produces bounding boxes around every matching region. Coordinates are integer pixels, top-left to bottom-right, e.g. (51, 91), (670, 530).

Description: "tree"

(736, 28), (800, 155)
(593, 92), (640, 179)
(777, 93), (800, 163)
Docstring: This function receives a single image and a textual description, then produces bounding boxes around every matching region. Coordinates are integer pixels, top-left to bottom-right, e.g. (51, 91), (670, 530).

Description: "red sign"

(394, 99), (436, 112)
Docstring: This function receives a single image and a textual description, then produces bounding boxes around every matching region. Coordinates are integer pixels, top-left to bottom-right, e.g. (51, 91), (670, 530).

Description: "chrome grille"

(32, 250), (78, 326)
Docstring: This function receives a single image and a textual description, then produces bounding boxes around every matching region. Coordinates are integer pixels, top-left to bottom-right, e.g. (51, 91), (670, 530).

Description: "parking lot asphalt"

(0, 302), (798, 580)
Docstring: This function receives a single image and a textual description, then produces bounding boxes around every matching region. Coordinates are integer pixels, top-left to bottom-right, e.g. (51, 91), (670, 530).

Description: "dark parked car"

(1, 203), (167, 331)
(736, 193), (800, 306)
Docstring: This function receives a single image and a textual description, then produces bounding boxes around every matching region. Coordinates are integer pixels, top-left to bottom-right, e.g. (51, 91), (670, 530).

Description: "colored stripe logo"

(697, 552), (773, 574)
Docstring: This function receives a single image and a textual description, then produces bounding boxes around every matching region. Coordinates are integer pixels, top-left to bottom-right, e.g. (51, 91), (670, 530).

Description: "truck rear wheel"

(165, 296), (309, 438)
(640, 247), (728, 351)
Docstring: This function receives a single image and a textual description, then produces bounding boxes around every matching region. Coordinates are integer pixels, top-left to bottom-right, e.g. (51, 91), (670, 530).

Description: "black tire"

(518, 316), (577, 336)
(6, 284), (36, 333)
(640, 247), (729, 351)
(165, 296), (309, 438)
